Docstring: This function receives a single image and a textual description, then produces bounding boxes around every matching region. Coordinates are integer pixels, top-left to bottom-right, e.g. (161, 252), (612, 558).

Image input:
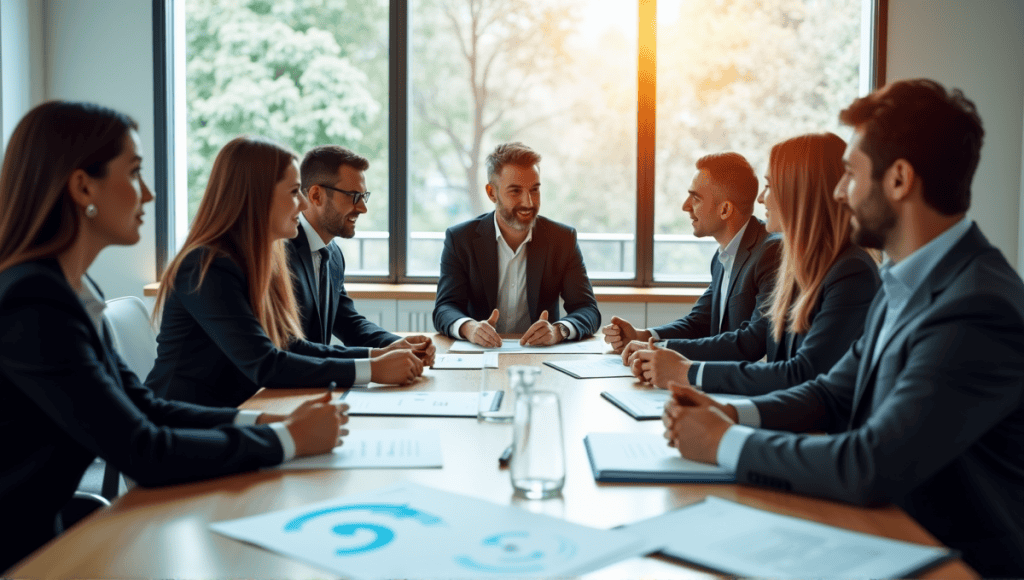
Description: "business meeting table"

(8, 334), (975, 578)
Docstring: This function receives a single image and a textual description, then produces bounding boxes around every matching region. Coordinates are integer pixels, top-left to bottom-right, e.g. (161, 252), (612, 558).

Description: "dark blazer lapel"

(849, 292), (888, 423)
(525, 219), (547, 321)
(719, 217), (762, 331)
(327, 242), (347, 338)
(474, 214), (500, 312)
(708, 250), (724, 335)
(292, 227), (326, 341)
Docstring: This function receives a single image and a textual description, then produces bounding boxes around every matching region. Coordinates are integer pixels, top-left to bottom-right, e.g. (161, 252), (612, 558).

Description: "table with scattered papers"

(7, 333), (975, 578)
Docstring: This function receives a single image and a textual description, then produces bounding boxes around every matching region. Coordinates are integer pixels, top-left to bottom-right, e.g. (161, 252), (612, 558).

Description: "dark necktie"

(318, 247), (331, 339)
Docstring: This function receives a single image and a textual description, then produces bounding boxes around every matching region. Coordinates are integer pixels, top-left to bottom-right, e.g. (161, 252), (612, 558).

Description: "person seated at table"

(147, 137), (424, 408)
(0, 101), (348, 572)
(604, 152), (781, 356)
(289, 145), (434, 364)
(660, 79), (1024, 577)
(628, 133), (880, 395)
(432, 142), (600, 347)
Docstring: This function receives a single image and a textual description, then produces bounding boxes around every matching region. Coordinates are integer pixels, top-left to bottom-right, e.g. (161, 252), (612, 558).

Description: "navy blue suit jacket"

(653, 216), (781, 340)
(0, 259), (282, 571)
(285, 227), (399, 347)
(146, 248), (370, 407)
(736, 225), (1024, 576)
(432, 213), (600, 337)
(674, 245), (879, 395)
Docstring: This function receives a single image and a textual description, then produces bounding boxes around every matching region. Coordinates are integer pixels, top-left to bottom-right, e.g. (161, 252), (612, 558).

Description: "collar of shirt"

(493, 211), (534, 255)
(299, 212), (328, 254)
(75, 276), (107, 335)
(881, 217), (973, 307)
(717, 220), (749, 271)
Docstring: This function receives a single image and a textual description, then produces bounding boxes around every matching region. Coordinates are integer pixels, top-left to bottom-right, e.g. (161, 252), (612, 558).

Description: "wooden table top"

(8, 334), (976, 578)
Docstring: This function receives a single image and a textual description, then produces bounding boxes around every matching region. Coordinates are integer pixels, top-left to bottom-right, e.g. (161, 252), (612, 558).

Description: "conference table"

(9, 334), (975, 578)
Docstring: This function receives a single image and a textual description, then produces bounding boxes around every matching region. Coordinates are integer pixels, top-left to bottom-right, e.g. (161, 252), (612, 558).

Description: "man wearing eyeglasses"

(286, 145), (434, 386)
(433, 142), (601, 347)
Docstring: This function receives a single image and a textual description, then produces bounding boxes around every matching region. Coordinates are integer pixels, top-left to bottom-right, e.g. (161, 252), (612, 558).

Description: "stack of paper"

(601, 389), (746, 420)
(339, 390), (497, 418)
(275, 429), (443, 470)
(622, 497), (955, 578)
(544, 356), (635, 379)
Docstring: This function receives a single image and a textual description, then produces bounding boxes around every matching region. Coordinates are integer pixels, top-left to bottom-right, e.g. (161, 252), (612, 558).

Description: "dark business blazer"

(285, 227), (400, 347)
(654, 216), (781, 340)
(734, 225), (1024, 576)
(146, 247), (370, 408)
(670, 245), (879, 396)
(432, 213), (601, 337)
(0, 259), (283, 572)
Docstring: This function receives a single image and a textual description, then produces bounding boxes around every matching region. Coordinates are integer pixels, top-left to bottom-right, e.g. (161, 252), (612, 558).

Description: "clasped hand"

(661, 382), (737, 465)
(625, 338), (693, 389)
(259, 392), (350, 457)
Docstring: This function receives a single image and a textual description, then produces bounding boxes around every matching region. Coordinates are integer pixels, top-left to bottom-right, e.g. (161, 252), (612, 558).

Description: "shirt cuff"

(268, 422), (297, 462)
(234, 410), (262, 425)
(451, 317), (474, 339)
(694, 362), (706, 389)
(556, 320), (578, 341)
(354, 358), (372, 385)
(716, 424), (756, 470)
(731, 400), (762, 427)
(647, 328), (661, 340)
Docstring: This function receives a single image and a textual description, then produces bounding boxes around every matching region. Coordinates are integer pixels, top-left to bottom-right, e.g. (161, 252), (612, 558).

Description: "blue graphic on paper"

(284, 503), (444, 556)
(454, 530), (578, 573)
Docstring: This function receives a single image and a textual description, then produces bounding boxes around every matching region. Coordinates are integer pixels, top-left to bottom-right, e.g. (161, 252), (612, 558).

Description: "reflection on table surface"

(7, 333), (976, 579)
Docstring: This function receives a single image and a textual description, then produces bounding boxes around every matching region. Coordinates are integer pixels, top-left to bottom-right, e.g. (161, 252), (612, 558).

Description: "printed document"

(276, 429), (442, 470)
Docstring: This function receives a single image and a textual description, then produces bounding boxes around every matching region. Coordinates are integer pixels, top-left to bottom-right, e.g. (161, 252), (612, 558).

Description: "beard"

(850, 180), (896, 250)
(496, 203), (537, 232)
(322, 203), (358, 239)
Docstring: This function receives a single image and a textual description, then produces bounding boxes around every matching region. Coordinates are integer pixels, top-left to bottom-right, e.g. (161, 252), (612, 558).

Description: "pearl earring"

(85, 204), (98, 218)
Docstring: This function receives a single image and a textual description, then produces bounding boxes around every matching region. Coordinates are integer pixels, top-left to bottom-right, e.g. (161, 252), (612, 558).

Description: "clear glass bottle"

(509, 366), (565, 499)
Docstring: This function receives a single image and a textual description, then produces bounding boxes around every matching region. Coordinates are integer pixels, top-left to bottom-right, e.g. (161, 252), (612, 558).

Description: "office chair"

(74, 297), (159, 502)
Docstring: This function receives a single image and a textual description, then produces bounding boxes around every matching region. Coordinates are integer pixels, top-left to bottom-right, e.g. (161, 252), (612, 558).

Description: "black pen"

(328, 381), (337, 399)
(498, 445), (513, 467)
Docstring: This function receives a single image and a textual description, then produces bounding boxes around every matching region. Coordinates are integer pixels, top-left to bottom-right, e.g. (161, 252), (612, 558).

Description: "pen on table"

(328, 381), (337, 400)
(498, 445), (513, 467)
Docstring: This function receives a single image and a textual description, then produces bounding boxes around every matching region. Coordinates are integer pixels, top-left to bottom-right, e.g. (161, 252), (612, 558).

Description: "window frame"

(153, 0), (887, 287)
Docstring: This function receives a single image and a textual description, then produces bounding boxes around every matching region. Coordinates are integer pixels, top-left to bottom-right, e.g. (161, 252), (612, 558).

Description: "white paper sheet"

(274, 429), (443, 470)
(545, 356), (634, 379)
(432, 352), (500, 369)
(622, 496), (954, 578)
(448, 339), (608, 354)
(584, 432), (734, 482)
(340, 390), (498, 417)
(210, 482), (654, 579)
(601, 389), (746, 420)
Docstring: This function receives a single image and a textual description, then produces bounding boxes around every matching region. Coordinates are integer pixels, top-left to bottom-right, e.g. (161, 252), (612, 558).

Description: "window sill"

(144, 282), (705, 304)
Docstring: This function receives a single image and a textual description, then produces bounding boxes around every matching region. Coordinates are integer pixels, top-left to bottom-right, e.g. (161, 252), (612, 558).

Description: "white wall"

(886, 0), (1024, 272)
(0, 0), (45, 152)
(44, 0), (157, 300)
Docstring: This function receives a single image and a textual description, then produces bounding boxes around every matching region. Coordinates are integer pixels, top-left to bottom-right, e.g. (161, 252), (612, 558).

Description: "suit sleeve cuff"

(451, 317), (474, 338)
(647, 328), (661, 340)
(716, 424), (756, 470)
(268, 422), (296, 462)
(234, 410), (262, 425)
(692, 362), (705, 388)
(731, 400), (762, 427)
(354, 358), (372, 385)
(556, 321), (578, 341)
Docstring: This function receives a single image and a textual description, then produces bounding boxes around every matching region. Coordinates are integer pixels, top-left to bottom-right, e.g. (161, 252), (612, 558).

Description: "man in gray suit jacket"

(605, 153), (781, 358)
(661, 79), (1024, 576)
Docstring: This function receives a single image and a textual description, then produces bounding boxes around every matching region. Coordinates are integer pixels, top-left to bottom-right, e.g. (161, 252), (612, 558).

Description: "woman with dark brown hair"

(0, 102), (346, 572)
(147, 136), (424, 408)
(630, 132), (880, 395)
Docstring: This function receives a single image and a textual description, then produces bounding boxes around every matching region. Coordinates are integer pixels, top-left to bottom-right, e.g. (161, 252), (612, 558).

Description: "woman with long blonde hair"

(631, 132), (880, 394)
(147, 137), (423, 408)
(0, 102), (345, 572)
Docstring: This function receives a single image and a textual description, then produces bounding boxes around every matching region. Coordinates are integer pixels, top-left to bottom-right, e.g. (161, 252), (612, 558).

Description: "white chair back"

(102, 296), (158, 382)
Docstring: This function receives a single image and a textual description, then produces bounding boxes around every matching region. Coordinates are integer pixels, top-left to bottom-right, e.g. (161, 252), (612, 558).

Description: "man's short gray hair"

(486, 142), (541, 185)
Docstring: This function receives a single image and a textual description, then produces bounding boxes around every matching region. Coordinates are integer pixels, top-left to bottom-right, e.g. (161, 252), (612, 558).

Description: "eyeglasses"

(317, 184), (371, 205)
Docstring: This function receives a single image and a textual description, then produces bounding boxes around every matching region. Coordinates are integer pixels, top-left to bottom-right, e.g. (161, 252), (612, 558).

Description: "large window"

(160, 0), (884, 285)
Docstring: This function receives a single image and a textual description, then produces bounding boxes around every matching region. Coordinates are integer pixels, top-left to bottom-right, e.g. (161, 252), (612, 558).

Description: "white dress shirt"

(75, 277), (295, 462)
(299, 214), (372, 385)
(452, 212), (577, 339)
